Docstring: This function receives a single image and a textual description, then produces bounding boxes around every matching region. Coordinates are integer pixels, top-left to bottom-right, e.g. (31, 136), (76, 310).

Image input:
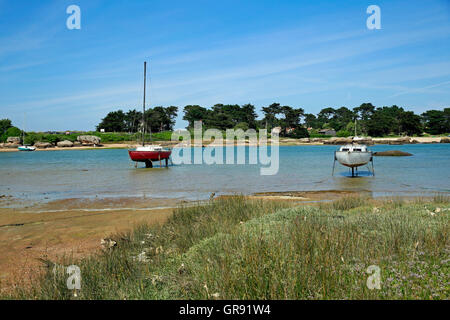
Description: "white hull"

(335, 151), (371, 168)
(18, 146), (36, 151)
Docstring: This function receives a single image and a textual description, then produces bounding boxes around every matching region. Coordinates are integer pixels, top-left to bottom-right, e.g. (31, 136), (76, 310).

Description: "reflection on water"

(0, 144), (449, 203)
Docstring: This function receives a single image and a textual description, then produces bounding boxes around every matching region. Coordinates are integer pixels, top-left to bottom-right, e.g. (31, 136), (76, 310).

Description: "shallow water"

(0, 144), (449, 204)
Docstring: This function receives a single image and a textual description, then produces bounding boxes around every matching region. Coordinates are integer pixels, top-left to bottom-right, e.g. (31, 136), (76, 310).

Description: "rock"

(353, 137), (374, 145)
(73, 141), (82, 146)
(299, 138), (310, 143)
(57, 140), (74, 148)
(373, 150), (413, 156)
(323, 137), (352, 145)
(77, 135), (101, 146)
(34, 142), (53, 149)
(100, 238), (117, 250)
(440, 137), (450, 143)
(310, 138), (323, 143)
(6, 136), (21, 144)
(3, 143), (19, 148)
(390, 137), (411, 145)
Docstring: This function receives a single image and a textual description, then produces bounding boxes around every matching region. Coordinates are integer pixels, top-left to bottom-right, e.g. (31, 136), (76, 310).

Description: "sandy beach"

(0, 190), (363, 291)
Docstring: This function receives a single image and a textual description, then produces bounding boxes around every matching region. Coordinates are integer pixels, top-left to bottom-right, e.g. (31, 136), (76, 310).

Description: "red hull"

(128, 150), (171, 162)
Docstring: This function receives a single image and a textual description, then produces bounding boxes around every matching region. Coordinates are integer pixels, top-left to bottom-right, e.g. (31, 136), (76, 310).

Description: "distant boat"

(18, 145), (36, 151)
(128, 61), (171, 168)
(18, 114), (36, 152)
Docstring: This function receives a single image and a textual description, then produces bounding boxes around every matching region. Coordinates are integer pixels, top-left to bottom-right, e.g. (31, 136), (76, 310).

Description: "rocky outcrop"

(373, 150), (413, 156)
(73, 141), (82, 146)
(323, 137), (352, 145)
(2, 143), (19, 148)
(57, 140), (74, 148)
(299, 138), (310, 143)
(6, 137), (21, 144)
(34, 142), (53, 149)
(77, 135), (101, 146)
(374, 137), (412, 145)
(440, 137), (450, 143)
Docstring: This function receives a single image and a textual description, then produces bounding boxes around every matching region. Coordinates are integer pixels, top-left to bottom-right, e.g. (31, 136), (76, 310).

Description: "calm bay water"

(0, 144), (449, 204)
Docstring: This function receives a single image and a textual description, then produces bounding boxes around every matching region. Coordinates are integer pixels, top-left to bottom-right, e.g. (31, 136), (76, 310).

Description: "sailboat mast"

(142, 61), (146, 146)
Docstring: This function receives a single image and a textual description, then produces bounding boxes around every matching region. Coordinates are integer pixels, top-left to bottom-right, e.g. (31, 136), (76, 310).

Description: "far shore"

(0, 136), (447, 152)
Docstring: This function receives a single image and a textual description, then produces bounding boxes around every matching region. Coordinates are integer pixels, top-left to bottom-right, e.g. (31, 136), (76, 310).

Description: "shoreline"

(0, 136), (447, 152)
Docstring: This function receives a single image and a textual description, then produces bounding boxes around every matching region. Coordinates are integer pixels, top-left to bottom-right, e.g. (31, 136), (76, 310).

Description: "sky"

(0, 0), (449, 131)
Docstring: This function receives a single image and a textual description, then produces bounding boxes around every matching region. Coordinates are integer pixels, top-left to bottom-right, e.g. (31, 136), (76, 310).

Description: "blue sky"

(0, 0), (449, 131)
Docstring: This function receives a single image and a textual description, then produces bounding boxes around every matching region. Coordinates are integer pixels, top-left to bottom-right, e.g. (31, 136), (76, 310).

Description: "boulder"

(57, 140), (74, 148)
(77, 135), (101, 146)
(3, 143), (19, 148)
(6, 136), (21, 144)
(34, 142), (53, 149)
(353, 137), (374, 145)
(389, 137), (411, 145)
(299, 138), (310, 143)
(310, 138), (324, 143)
(323, 137), (352, 145)
(440, 137), (450, 143)
(73, 141), (82, 146)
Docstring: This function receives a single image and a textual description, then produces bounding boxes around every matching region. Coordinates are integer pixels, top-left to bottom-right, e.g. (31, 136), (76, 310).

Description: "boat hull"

(18, 146), (36, 151)
(335, 151), (372, 168)
(128, 150), (171, 162)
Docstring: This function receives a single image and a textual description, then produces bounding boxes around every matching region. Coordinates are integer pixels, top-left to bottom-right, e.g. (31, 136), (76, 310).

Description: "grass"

(4, 196), (449, 300)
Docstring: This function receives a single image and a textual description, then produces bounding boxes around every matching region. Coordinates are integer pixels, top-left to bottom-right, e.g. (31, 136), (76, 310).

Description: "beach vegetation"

(7, 196), (448, 300)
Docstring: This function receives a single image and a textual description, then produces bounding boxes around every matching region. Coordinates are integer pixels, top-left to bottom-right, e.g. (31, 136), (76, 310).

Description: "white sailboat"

(332, 121), (374, 176)
(18, 114), (36, 151)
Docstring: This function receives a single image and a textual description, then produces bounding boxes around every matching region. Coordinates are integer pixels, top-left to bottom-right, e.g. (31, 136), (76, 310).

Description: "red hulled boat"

(128, 145), (171, 168)
(128, 61), (172, 168)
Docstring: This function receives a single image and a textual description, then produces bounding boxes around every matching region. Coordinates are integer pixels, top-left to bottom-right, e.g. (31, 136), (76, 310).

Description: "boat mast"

(142, 61), (146, 146)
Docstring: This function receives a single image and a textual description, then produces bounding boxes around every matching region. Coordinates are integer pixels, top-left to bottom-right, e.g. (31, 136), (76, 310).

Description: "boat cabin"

(338, 144), (369, 152)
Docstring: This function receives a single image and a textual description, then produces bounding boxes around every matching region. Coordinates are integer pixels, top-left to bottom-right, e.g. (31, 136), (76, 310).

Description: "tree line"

(1, 102), (448, 143)
(95, 103), (449, 138)
(96, 106), (178, 133)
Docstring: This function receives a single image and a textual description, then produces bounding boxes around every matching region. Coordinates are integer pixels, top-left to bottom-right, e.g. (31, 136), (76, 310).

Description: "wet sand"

(0, 196), (184, 292)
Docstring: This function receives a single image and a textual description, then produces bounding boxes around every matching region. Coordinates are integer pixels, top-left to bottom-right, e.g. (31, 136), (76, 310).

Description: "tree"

(183, 105), (208, 129)
(353, 103), (375, 134)
(304, 113), (318, 129)
(0, 119), (12, 136)
(317, 107), (335, 129)
(400, 111), (422, 136)
(124, 109), (142, 133)
(97, 110), (126, 132)
(262, 103), (282, 129)
(241, 104), (257, 129)
(279, 106), (304, 136)
(331, 107), (355, 131)
(421, 110), (447, 134)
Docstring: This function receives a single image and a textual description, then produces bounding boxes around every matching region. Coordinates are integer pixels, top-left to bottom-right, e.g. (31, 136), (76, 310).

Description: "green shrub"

(0, 126), (22, 142)
(337, 130), (352, 137)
